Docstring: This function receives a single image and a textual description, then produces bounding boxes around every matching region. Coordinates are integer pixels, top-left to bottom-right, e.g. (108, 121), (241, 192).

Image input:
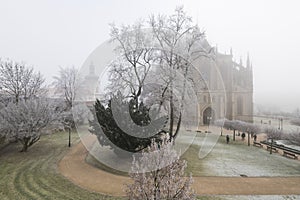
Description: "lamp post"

(68, 125), (71, 147)
(62, 114), (72, 148)
(63, 122), (72, 148)
(220, 124), (223, 136)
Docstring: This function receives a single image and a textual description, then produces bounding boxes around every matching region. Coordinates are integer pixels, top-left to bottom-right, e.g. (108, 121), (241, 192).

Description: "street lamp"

(62, 114), (73, 148)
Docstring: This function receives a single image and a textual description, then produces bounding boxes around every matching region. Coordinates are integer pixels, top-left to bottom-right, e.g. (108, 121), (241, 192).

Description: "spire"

(230, 47), (233, 56)
(246, 52), (250, 68)
(239, 57), (243, 66)
(215, 44), (218, 54)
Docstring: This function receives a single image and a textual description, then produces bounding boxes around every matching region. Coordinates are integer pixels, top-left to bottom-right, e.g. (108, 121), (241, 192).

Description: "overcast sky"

(0, 0), (299, 111)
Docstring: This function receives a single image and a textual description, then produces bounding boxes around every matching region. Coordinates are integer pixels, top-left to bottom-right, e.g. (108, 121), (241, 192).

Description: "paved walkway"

(58, 141), (300, 196)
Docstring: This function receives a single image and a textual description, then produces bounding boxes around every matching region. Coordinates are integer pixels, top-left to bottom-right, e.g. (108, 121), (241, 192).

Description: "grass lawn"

(0, 132), (123, 200)
(0, 131), (223, 200)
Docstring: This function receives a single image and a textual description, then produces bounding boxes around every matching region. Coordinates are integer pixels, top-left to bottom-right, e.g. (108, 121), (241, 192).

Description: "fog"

(0, 0), (299, 112)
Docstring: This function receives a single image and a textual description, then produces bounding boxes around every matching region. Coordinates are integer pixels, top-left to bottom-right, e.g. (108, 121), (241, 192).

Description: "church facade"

(194, 47), (254, 125)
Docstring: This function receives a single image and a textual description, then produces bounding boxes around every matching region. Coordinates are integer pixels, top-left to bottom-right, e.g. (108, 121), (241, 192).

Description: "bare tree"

(52, 66), (82, 109)
(0, 114), (9, 144)
(0, 99), (59, 152)
(286, 130), (300, 146)
(106, 7), (208, 141)
(125, 136), (195, 200)
(107, 21), (158, 110)
(222, 120), (261, 143)
(264, 126), (283, 141)
(287, 118), (300, 145)
(149, 6), (208, 138)
(0, 59), (45, 103)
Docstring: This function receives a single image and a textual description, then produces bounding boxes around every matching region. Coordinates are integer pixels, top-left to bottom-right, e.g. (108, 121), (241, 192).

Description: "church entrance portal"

(203, 107), (215, 125)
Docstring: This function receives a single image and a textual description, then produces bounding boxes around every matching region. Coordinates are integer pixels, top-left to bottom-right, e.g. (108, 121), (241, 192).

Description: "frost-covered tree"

(287, 118), (300, 145)
(264, 126), (283, 140)
(0, 59), (45, 103)
(286, 130), (300, 146)
(149, 6), (208, 138)
(108, 22), (155, 104)
(220, 120), (261, 144)
(52, 66), (82, 109)
(0, 99), (59, 152)
(98, 7), (209, 153)
(125, 137), (195, 200)
(0, 115), (9, 144)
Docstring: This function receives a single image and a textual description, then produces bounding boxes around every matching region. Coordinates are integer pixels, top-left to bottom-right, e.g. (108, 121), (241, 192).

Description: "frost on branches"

(126, 137), (195, 200)
(0, 99), (59, 152)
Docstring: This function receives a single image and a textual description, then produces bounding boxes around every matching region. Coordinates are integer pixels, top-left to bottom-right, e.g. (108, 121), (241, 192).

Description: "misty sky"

(0, 0), (299, 111)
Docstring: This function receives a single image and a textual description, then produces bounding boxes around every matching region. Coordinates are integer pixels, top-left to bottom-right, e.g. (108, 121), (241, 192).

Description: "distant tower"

(84, 62), (99, 101)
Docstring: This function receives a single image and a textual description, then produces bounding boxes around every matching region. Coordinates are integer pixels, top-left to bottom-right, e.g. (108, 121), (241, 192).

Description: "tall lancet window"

(237, 96), (243, 115)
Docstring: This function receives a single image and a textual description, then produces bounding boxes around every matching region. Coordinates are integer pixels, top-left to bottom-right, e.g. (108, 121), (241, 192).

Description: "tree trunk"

(270, 138), (273, 154)
(233, 129), (235, 141)
(173, 113), (182, 139)
(169, 92), (174, 138)
(247, 132), (250, 146)
(20, 142), (28, 152)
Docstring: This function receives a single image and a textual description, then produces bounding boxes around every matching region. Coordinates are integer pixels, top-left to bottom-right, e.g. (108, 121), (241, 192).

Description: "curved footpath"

(58, 141), (300, 196)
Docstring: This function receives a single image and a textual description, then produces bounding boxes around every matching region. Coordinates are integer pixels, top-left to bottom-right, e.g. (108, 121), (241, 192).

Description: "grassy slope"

(0, 132), (122, 200)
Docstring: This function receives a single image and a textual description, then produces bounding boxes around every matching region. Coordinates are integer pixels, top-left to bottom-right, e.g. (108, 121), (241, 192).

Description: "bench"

(253, 141), (262, 148)
(267, 146), (278, 153)
(196, 130), (202, 133)
(283, 151), (298, 159)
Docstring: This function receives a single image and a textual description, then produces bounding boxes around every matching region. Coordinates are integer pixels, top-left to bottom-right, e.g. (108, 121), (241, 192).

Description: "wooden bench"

(267, 146), (278, 153)
(253, 141), (262, 148)
(283, 151), (298, 159)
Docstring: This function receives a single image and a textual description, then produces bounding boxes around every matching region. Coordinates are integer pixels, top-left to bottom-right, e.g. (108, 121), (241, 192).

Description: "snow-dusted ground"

(180, 130), (300, 200)
(85, 126), (300, 176)
(179, 130), (300, 177)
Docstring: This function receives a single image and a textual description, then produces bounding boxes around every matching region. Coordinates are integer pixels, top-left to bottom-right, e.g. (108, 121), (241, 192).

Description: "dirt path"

(58, 141), (300, 196)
